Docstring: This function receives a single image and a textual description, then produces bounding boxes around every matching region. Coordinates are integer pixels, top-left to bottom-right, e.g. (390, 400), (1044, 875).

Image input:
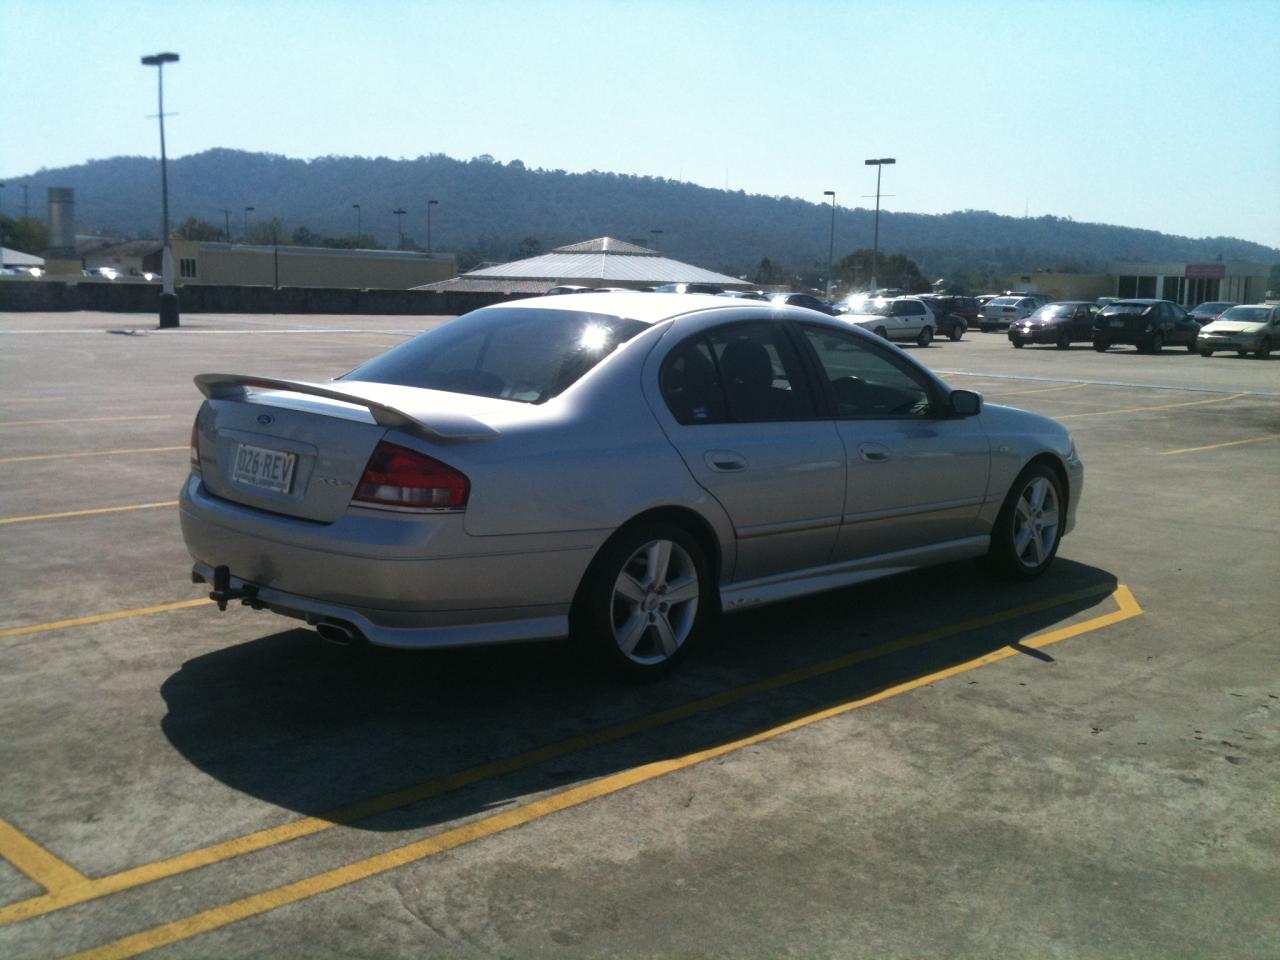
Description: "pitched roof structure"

(1, 246), (45, 267)
(414, 237), (749, 293)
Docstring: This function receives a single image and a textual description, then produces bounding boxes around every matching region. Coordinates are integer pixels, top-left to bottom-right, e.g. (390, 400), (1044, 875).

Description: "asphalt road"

(1, 311), (1277, 959)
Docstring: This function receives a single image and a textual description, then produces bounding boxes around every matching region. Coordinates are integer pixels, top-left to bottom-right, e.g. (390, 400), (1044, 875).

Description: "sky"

(2, 0), (1278, 248)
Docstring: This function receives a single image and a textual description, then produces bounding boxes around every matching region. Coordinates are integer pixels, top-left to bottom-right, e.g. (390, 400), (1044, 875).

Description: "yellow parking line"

(0, 446), (187, 465)
(0, 416), (171, 428)
(0, 818), (89, 894)
(1158, 433), (1280, 456)
(0, 598), (213, 641)
(1057, 392), (1247, 420)
(996, 381), (1091, 397)
(57, 587), (1142, 960)
(1, 583), (1126, 929)
(0, 501), (178, 526)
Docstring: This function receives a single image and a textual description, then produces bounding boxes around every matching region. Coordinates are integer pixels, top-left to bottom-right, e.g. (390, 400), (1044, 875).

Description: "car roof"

(1111, 299), (1165, 305)
(498, 291), (791, 325)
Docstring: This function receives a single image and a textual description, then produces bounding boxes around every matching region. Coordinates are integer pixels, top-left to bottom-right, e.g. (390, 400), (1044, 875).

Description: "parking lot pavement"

(1, 314), (1277, 959)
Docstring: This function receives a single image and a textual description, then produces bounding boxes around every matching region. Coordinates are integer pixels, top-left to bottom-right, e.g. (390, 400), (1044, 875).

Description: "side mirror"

(949, 389), (982, 417)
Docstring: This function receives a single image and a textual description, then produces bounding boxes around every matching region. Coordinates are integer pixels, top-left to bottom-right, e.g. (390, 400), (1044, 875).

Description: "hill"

(5, 149), (1277, 282)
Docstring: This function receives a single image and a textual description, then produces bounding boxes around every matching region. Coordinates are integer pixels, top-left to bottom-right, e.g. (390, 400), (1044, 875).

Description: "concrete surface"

(0, 312), (1277, 959)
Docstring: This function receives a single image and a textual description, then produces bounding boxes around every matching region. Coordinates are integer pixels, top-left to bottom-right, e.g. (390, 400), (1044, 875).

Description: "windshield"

(989, 296), (1020, 306)
(344, 307), (648, 403)
(1217, 307), (1270, 323)
(1100, 303), (1151, 317)
(1192, 302), (1232, 313)
(854, 300), (894, 316)
(1033, 304), (1074, 319)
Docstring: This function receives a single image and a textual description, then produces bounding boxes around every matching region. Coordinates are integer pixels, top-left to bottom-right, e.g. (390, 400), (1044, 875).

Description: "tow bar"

(208, 564), (261, 611)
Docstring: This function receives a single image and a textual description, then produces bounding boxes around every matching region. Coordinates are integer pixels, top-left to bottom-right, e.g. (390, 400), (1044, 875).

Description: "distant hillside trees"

(0, 215), (49, 254)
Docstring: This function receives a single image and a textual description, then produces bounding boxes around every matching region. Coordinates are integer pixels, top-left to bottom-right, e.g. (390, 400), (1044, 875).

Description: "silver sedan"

(180, 293), (1083, 676)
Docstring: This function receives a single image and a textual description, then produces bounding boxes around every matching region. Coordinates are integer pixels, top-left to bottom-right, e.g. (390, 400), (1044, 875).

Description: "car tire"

(1237, 349), (1249, 357)
(1147, 332), (1164, 353)
(1257, 337), (1272, 359)
(1093, 338), (1109, 352)
(1185, 339), (1197, 354)
(980, 324), (994, 333)
(1012, 339), (1025, 348)
(916, 326), (933, 347)
(949, 323), (964, 342)
(571, 522), (711, 679)
(1199, 349), (1213, 357)
(986, 463), (1064, 581)
(874, 326), (889, 340)
(1056, 330), (1071, 350)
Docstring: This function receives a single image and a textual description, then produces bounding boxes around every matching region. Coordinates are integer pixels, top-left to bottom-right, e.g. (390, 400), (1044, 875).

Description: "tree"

(515, 236), (542, 259)
(833, 248), (930, 293)
(173, 217), (223, 241)
(749, 256), (796, 286)
(0, 215), (50, 254)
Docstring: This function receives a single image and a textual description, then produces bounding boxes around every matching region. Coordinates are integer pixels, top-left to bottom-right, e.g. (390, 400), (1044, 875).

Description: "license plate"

(233, 442), (296, 493)
(1110, 320), (1125, 328)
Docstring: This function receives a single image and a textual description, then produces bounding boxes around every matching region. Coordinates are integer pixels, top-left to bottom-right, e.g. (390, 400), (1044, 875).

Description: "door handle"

(858, 443), (891, 463)
(705, 450), (747, 472)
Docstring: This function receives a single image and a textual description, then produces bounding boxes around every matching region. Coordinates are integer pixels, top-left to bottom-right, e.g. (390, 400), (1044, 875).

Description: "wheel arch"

(1027, 451), (1070, 512)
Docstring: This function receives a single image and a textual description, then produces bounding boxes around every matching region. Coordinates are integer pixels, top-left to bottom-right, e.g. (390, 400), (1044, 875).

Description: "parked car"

(975, 294), (999, 309)
(979, 296), (1039, 332)
(1008, 301), (1098, 349)
(1092, 299), (1199, 353)
(1187, 301), (1238, 326)
(770, 292), (837, 314)
(1006, 291), (1055, 307)
(845, 296), (935, 345)
(917, 298), (967, 341)
(545, 285), (592, 296)
(180, 292), (1081, 677)
(655, 282), (724, 295)
(718, 290), (770, 301)
(920, 295), (979, 341)
(1196, 303), (1280, 358)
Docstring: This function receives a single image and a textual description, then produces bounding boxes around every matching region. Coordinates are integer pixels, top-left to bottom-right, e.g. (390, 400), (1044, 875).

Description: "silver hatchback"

(181, 293), (1083, 676)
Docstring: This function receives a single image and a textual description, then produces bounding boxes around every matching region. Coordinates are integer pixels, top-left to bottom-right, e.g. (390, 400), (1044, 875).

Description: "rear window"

(1194, 302), (1233, 312)
(1218, 307), (1270, 323)
(344, 307), (648, 404)
(1033, 304), (1074, 318)
(1099, 303), (1152, 317)
(989, 297), (1020, 306)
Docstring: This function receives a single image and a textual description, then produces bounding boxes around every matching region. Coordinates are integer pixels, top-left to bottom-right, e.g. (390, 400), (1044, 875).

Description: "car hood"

(980, 402), (1072, 452)
(1200, 320), (1265, 334)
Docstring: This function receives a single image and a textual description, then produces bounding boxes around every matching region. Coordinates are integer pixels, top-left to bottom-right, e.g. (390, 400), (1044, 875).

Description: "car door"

(893, 300), (926, 336)
(652, 319), (846, 582)
(798, 324), (991, 561)
(1073, 304), (1095, 340)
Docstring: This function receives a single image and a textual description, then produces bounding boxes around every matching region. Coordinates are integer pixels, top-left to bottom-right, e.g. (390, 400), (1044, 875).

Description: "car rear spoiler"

(194, 373), (499, 441)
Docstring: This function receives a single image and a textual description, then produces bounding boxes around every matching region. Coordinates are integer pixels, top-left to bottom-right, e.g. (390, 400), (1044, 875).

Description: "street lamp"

(823, 190), (836, 300)
(392, 208), (406, 249)
(864, 158), (895, 292)
(352, 204), (361, 238)
(141, 51), (180, 328)
(220, 208), (231, 243)
(650, 228), (664, 252)
(426, 199), (439, 254)
(243, 206), (254, 240)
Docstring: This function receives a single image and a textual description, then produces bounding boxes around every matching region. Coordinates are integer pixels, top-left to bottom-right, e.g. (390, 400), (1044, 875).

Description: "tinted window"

(1219, 306), (1271, 323)
(1100, 303), (1153, 317)
(660, 337), (728, 425)
(801, 326), (933, 418)
(703, 322), (816, 422)
(345, 307), (647, 404)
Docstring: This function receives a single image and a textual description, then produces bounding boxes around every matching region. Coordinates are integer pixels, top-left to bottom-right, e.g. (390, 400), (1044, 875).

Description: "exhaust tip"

(315, 621), (362, 646)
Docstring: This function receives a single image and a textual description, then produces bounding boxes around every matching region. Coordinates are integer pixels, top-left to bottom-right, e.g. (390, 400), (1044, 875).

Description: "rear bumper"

(179, 474), (596, 648)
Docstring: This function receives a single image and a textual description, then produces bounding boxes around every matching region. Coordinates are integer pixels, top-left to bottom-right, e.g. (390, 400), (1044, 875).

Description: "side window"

(801, 325), (934, 419)
(704, 322), (816, 422)
(660, 336), (728, 425)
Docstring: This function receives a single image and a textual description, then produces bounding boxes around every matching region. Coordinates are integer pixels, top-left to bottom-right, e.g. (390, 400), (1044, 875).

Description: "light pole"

(392, 208), (406, 250)
(243, 206), (254, 240)
(141, 51), (180, 328)
(823, 190), (836, 300)
(864, 157), (895, 292)
(220, 208), (231, 243)
(426, 199), (438, 254)
(650, 228), (664, 252)
(22, 184), (29, 219)
(352, 203), (361, 238)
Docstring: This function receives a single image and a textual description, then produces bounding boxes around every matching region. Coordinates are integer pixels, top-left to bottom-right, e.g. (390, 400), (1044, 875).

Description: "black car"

(1008, 301), (1098, 349)
(1187, 301), (1238, 325)
(920, 295), (980, 341)
(1092, 299), (1199, 353)
(769, 292), (837, 314)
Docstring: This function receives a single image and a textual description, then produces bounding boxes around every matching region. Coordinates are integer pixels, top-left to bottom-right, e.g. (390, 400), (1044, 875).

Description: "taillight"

(190, 416), (201, 471)
(353, 441), (469, 510)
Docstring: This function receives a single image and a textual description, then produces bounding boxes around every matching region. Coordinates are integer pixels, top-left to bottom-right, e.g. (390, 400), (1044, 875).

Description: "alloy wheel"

(610, 539), (700, 665)
(1011, 477), (1060, 569)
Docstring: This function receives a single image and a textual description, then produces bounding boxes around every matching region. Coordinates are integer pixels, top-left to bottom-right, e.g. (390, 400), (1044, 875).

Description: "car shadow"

(160, 558), (1121, 833)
